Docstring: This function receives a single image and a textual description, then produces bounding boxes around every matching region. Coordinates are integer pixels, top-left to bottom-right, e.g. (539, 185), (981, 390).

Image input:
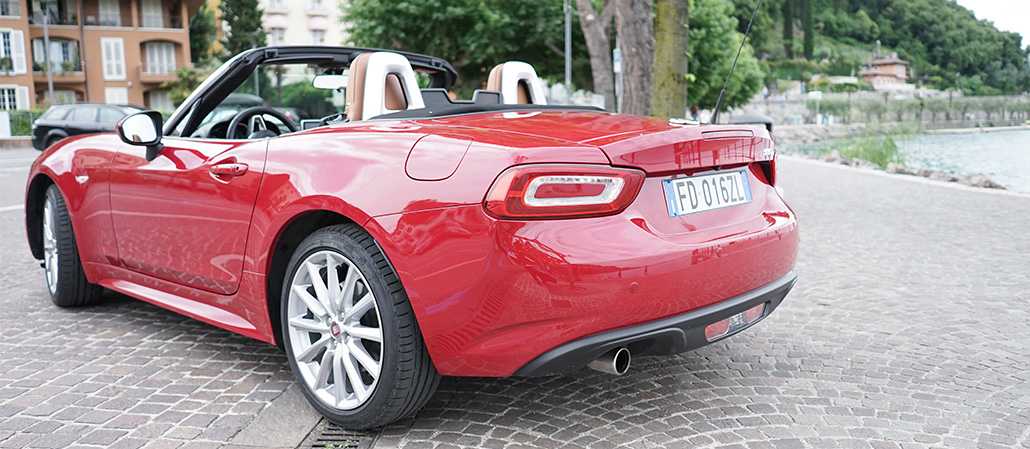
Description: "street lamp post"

(41, 1), (55, 104)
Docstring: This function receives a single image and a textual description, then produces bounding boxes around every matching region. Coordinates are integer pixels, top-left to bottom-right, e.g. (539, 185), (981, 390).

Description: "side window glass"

(40, 106), (70, 120)
(69, 107), (98, 123)
(99, 108), (126, 124)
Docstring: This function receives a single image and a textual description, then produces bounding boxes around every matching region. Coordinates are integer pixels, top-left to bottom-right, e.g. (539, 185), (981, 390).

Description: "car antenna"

(709, 0), (762, 125)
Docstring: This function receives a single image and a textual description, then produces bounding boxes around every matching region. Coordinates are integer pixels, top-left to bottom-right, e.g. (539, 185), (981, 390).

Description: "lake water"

(785, 128), (1030, 193)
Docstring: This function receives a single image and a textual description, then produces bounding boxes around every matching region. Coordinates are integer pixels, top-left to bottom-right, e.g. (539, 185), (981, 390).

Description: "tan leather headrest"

(486, 63), (504, 92)
(384, 73), (406, 111)
(345, 53), (371, 121)
(516, 80), (531, 105)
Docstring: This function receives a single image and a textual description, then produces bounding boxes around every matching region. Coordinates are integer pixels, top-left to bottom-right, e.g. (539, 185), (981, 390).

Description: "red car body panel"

(28, 108), (798, 377)
(108, 138), (267, 295)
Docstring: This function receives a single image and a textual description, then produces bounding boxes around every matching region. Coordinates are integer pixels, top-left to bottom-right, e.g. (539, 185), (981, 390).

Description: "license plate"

(663, 170), (752, 217)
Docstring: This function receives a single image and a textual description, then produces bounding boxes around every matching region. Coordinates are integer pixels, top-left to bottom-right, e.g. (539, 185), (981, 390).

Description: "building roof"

(868, 58), (910, 67)
(857, 69), (904, 78)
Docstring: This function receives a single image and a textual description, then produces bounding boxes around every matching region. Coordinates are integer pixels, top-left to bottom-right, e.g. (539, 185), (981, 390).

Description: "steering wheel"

(226, 107), (299, 139)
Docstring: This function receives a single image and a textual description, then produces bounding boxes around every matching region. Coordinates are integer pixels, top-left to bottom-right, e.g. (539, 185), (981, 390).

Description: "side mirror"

(117, 110), (163, 146)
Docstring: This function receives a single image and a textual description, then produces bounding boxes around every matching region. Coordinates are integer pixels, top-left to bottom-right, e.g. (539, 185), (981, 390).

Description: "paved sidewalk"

(2, 155), (1029, 448)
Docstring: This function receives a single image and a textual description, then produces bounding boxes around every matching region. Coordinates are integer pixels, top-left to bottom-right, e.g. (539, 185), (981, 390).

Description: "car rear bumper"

(369, 184), (799, 377)
(512, 271), (796, 376)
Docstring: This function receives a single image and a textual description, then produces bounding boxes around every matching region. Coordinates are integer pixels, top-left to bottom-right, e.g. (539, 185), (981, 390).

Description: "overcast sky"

(953, 0), (1030, 50)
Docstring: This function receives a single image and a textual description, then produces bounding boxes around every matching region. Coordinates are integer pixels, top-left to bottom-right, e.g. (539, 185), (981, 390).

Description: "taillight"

(485, 164), (645, 219)
(752, 160), (776, 186)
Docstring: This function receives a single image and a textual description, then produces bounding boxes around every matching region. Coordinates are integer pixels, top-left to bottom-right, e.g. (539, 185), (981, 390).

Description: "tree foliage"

(281, 81), (335, 117)
(732, 0), (1030, 94)
(188, 3), (217, 65)
(220, 0), (266, 58)
(688, 0), (765, 111)
(162, 66), (206, 106)
(344, 0), (589, 96)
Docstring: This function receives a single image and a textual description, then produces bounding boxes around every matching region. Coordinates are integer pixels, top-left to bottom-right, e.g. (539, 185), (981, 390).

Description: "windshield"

(188, 62), (344, 139)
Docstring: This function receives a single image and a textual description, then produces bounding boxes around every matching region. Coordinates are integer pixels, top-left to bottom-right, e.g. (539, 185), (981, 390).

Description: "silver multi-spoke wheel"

(281, 224), (439, 429)
(43, 194), (59, 294)
(286, 249), (384, 411)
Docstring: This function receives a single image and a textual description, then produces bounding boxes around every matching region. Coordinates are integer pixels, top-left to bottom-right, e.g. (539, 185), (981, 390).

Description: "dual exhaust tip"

(586, 347), (631, 376)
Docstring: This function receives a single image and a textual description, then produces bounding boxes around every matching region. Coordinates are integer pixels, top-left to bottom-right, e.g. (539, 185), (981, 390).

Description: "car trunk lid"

(426, 110), (772, 175)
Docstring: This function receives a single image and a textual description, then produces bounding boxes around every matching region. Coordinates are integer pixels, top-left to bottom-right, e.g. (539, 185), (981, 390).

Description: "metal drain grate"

(303, 419), (375, 449)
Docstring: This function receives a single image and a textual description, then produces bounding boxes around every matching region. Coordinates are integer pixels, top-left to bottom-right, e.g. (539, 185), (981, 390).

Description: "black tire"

(45, 135), (63, 149)
(42, 184), (103, 307)
(281, 224), (439, 429)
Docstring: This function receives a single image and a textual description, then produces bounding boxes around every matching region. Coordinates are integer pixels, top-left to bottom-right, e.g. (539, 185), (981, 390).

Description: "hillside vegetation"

(728, 0), (1030, 95)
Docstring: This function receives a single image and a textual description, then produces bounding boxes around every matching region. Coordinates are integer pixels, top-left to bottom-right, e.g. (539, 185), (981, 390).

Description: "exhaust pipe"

(587, 347), (631, 376)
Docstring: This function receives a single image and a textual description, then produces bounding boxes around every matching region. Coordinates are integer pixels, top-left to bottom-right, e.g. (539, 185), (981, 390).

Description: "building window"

(30, 0), (75, 25)
(148, 89), (173, 111)
(105, 87), (128, 105)
(141, 0), (163, 28)
(1, 32), (10, 58)
(101, 37), (124, 80)
(53, 89), (76, 104)
(144, 41), (175, 74)
(268, 0), (286, 10)
(268, 28), (284, 46)
(0, 0), (20, 17)
(31, 38), (78, 72)
(0, 87), (15, 109)
(0, 30), (25, 74)
(99, 0), (120, 26)
(0, 85), (26, 109)
(311, 30), (325, 45)
(309, 0), (326, 12)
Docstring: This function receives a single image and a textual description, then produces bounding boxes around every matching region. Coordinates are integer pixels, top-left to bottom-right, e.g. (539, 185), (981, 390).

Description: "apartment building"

(0, 0), (203, 110)
(261, 0), (346, 47)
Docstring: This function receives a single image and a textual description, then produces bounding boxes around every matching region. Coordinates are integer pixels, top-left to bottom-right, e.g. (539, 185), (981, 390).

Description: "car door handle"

(210, 163), (248, 177)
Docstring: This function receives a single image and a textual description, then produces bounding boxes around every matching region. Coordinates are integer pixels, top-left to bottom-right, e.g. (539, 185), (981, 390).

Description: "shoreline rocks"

(788, 151), (1007, 190)
(958, 173), (1006, 189)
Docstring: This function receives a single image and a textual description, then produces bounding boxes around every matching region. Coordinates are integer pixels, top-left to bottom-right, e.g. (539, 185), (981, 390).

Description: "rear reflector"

(704, 303), (766, 341)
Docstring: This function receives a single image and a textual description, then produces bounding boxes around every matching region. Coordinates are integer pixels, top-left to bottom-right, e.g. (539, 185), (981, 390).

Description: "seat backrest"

(345, 51), (426, 121)
(485, 61), (547, 105)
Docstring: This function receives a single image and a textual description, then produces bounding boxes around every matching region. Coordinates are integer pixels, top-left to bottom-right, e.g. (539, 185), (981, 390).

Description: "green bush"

(7, 109), (46, 136)
(836, 135), (904, 168)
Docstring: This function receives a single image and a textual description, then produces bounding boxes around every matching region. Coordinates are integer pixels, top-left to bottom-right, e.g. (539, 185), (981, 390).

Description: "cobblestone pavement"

(370, 157), (1030, 449)
(3, 150), (1030, 449)
(0, 150), (311, 449)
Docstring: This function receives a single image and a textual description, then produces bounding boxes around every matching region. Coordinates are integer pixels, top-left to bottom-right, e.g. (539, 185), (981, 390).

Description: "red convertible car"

(25, 46), (798, 428)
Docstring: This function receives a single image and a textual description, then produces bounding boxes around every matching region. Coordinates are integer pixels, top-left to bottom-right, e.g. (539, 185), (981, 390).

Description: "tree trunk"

(615, 0), (654, 116)
(575, 0), (616, 111)
(802, 0), (813, 60)
(650, 0), (688, 118)
(782, 0), (794, 59)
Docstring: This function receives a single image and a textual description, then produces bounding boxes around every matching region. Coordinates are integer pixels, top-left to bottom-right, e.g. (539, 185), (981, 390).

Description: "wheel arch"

(25, 173), (55, 260)
(264, 209), (355, 347)
(44, 130), (69, 147)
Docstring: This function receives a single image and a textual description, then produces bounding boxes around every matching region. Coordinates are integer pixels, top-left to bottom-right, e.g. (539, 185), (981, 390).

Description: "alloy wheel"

(43, 194), (58, 295)
(285, 249), (384, 410)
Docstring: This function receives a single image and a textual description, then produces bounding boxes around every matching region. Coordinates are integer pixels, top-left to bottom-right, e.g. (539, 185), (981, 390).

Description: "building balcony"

(139, 66), (180, 84)
(33, 68), (85, 84)
(28, 12), (78, 26)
